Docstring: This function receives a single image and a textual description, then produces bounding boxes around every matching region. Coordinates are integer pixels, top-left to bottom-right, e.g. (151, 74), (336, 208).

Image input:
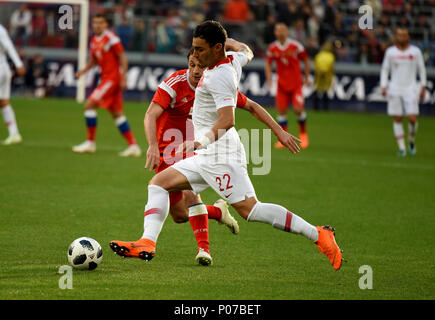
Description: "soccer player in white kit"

(0, 24), (25, 145)
(380, 28), (426, 156)
(111, 21), (343, 270)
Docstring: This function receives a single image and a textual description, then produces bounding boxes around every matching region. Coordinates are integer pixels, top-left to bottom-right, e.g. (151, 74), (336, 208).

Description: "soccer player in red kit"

(265, 22), (311, 149)
(73, 14), (141, 157)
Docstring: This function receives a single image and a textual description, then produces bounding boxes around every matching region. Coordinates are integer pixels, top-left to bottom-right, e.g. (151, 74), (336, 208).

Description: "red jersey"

(151, 68), (247, 161)
(266, 38), (307, 91)
(90, 30), (124, 81)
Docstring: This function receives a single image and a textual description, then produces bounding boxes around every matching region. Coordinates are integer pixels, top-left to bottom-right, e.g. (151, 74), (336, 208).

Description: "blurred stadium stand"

(0, 0), (434, 111)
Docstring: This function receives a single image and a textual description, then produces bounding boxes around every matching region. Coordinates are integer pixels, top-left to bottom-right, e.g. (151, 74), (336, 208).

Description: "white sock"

(1, 105), (19, 136)
(247, 202), (319, 241)
(393, 122), (405, 151)
(408, 121), (418, 145)
(141, 184), (170, 242)
(298, 111), (307, 122)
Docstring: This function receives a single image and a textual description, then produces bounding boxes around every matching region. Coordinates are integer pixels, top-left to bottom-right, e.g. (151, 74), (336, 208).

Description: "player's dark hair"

(193, 20), (227, 47)
(187, 48), (194, 60)
(93, 13), (111, 26)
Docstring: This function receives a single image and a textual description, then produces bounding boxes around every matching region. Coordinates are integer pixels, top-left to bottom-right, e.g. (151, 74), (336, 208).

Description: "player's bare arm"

(177, 106), (235, 154)
(75, 56), (97, 78)
(117, 51), (128, 91)
(240, 98), (301, 154)
(225, 38), (254, 63)
(144, 102), (164, 171)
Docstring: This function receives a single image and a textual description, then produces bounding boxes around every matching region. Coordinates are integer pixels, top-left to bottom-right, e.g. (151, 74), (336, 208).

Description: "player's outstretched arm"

(117, 51), (128, 91)
(240, 98), (301, 154)
(144, 102), (164, 171)
(75, 56), (97, 79)
(225, 38), (253, 63)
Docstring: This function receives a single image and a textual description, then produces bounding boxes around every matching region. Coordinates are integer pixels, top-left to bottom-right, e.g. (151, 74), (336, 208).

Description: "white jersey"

(380, 44), (426, 95)
(0, 24), (23, 72)
(192, 51), (248, 160)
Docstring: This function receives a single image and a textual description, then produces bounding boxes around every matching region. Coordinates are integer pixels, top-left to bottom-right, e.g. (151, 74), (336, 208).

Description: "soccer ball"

(67, 237), (103, 270)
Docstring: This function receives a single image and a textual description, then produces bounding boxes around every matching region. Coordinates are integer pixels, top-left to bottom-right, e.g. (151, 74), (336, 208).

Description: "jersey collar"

(208, 54), (234, 70)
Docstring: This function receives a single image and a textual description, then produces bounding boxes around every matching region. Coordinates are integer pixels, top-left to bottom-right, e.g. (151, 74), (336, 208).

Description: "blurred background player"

(0, 23), (25, 145)
(313, 41), (335, 111)
(380, 27), (426, 157)
(73, 14), (141, 157)
(265, 22), (310, 149)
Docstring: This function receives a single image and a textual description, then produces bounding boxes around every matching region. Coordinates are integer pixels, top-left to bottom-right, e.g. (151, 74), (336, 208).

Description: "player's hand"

(120, 76), (127, 91)
(276, 130), (301, 154)
(176, 141), (201, 155)
(420, 87), (426, 102)
(381, 88), (387, 97)
(145, 145), (160, 171)
(16, 66), (26, 77)
(304, 78), (311, 87)
(75, 71), (82, 79)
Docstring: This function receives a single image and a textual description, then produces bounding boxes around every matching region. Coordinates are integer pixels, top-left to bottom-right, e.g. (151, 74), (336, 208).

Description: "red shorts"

(276, 85), (304, 111)
(155, 158), (183, 207)
(89, 79), (123, 112)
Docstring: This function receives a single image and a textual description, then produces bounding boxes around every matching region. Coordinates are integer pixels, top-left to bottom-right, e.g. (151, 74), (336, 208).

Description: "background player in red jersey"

(73, 14), (141, 157)
(265, 22), (311, 149)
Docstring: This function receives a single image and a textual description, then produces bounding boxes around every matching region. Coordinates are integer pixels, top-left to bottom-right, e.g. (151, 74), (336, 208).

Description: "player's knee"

(170, 210), (188, 223)
(0, 99), (9, 108)
(84, 100), (97, 110)
(232, 197), (258, 220)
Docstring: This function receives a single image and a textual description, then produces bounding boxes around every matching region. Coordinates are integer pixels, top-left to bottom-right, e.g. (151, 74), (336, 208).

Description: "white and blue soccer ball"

(67, 237), (103, 270)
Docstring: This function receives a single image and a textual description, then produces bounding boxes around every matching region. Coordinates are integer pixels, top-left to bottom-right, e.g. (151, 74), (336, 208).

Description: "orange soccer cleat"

(315, 225), (343, 271)
(110, 238), (156, 261)
(274, 141), (285, 149)
(299, 132), (309, 149)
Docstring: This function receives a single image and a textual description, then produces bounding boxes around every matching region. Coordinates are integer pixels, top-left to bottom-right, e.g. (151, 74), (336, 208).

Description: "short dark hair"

(93, 13), (110, 26)
(193, 20), (227, 47)
(187, 47), (194, 61)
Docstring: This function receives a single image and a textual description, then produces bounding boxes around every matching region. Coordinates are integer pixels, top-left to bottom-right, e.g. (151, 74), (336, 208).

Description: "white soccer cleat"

(214, 199), (239, 234)
(72, 140), (96, 154)
(195, 248), (213, 266)
(119, 144), (142, 157)
(2, 134), (22, 145)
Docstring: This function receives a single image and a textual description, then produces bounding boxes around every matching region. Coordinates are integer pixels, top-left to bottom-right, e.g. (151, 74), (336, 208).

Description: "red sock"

(87, 126), (96, 141)
(206, 205), (222, 221)
(189, 214), (209, 252)
(123, 130), (137, 145)
(298, 121), (306, 134)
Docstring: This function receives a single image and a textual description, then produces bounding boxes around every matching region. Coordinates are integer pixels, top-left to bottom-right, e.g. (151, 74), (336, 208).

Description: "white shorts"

(0, 68), (11, 100)
(387, 92), (419, 116)
(171, 154), (257, 204)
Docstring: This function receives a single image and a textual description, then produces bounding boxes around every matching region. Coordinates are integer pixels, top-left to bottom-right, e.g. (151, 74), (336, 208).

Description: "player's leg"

(109, 108), (141, 157)
(407, 114), (418, 155)
(202, 163), (342, 270)
(232, 196), (342, 270)
(274, 85), (290, 149)
(72, 96), (99, 153)
(292, 86), (309, 149)
(387, 94), (406, 156)
(0, 99), (22, 145)
(0, 69), (22, 145)
(404, 92), (419, 156)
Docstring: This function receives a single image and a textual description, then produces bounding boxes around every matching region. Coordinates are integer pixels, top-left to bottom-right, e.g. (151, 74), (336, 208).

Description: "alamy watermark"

(358, 265), (373, 290)
(58, 265), (73, 289)
(358, 5), (374, 30)
(58, 5), (73, 30)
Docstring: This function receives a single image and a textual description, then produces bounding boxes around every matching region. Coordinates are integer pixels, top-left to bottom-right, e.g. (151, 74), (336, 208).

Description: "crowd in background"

(2, 0), (435, 66)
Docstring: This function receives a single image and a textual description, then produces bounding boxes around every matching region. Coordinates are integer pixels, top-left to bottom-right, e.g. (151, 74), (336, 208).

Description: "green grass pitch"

(0, 97), (434, 300)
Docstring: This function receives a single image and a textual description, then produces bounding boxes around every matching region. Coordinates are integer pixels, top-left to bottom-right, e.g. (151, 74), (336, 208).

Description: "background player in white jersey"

(380, 28), (426, 157)
(0, 24), (26, 145)
(111, 21), (343, 270)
